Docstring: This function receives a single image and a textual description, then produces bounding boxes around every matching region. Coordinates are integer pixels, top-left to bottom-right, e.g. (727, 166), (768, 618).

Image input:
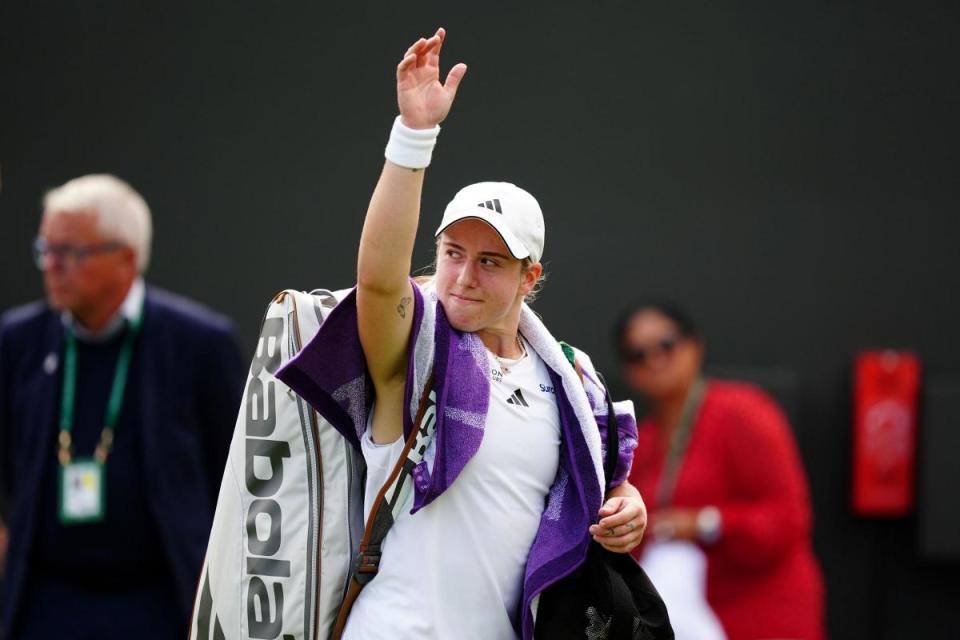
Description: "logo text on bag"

(244, 317), (291, 639)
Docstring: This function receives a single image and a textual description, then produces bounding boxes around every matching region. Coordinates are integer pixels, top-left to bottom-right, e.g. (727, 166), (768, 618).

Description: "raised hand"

(397, 28), (467, 130)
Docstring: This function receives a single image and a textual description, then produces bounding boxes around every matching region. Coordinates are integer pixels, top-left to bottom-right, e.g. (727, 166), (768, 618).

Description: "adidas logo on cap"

(477, 199), (502, 214)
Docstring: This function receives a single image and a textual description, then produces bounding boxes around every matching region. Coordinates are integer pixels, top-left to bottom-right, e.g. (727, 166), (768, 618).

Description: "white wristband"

(384, 116), (440, 169)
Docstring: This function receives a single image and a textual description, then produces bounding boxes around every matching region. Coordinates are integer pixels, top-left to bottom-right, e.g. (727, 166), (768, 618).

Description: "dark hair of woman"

(614, 298), (700, 356)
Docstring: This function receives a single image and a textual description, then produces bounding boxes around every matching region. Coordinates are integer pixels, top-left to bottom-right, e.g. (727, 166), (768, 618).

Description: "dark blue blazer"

(0, 287), (246, 634)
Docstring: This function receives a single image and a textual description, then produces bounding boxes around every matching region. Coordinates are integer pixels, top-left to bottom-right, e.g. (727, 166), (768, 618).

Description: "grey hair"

(43, 174), (153, 273)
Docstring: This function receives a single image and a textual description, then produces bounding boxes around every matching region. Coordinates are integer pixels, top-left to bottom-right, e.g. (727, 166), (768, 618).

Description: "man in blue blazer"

(0, 175), (246, 639)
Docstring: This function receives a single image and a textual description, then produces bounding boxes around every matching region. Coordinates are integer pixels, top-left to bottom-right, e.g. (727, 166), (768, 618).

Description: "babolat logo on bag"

(191, 289), (362, 640)
(243, 316), (292, 637)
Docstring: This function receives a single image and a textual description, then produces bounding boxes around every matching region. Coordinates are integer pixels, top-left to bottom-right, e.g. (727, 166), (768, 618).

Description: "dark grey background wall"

(2, 2), (958, 637)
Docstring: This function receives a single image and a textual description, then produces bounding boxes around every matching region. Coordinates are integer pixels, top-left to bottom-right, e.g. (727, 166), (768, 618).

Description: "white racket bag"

(190, 289), (364, 640)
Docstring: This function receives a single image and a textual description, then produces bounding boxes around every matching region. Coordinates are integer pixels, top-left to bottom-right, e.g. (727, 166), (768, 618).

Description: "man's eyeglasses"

(621, 335), (682, 366)
(33, 237), (124, 271)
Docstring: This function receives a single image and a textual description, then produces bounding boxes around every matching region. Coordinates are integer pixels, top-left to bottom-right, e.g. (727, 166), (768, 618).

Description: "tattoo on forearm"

(397, 296), (412, 319)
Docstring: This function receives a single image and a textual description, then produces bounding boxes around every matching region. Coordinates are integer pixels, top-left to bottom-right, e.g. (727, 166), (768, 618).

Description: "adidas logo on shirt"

(477, 199), (503, 214)
(506, 389), (529, 407)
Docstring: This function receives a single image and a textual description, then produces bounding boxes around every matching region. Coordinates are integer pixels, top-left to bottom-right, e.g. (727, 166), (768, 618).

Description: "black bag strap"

(594, 370), (620, 492)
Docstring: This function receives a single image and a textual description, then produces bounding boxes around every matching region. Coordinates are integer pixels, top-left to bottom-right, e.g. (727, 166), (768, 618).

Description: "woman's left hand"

(589, 482), (647, 553)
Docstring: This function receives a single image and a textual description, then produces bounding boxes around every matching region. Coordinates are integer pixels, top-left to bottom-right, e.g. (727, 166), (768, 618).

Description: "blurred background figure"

(617, 300), (826, 640)
(0, 175), (245, 639)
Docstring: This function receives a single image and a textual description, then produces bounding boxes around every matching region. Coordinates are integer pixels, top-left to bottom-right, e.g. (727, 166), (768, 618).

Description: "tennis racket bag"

(190, 288), (365, 640)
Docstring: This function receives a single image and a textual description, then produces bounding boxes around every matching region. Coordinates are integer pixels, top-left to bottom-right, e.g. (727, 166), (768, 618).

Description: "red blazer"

(630, 381), (825, 640)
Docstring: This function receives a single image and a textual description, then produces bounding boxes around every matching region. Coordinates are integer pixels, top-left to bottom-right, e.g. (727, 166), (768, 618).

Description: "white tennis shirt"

(343, 337), (561, 639)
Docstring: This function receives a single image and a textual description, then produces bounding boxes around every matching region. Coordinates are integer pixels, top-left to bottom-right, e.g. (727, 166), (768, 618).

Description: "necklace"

(492, 334), (527, 375)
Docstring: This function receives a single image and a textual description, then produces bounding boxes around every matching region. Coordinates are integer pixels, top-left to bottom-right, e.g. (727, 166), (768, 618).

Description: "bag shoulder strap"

(594, 370), (619, 492)
(332, 373), (436, 638)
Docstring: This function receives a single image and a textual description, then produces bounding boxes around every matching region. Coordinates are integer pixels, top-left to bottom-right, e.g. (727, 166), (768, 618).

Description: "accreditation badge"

(59, 459), (106, 524)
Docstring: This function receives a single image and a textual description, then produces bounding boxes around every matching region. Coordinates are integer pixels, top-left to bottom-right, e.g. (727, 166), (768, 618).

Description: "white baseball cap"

(434, 182), (545, 263)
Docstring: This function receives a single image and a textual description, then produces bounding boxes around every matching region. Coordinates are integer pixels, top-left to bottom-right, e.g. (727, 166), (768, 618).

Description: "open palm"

(397, 28), (467, 129)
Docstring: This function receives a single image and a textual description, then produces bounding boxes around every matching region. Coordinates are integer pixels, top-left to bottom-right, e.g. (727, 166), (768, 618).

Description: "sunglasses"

(621, 335), (683, 366)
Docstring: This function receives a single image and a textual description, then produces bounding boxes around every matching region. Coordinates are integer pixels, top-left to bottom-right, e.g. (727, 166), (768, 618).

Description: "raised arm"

(357, 28), (466, 443)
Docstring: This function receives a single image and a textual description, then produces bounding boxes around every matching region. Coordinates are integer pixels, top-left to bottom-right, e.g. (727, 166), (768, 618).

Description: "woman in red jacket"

(618, 300), (826, 640)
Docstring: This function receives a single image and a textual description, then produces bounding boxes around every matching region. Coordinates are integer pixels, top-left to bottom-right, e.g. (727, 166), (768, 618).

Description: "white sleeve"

(360, 422), (405, 523)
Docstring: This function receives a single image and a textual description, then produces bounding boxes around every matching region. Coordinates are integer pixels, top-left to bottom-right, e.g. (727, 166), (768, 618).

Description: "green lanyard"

(57, 305), (143, 466)
(654, 377), (708, 509)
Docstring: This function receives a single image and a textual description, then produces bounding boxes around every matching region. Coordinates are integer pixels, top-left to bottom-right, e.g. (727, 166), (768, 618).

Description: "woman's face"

(621, 310), (703, 400)
(434, 218), (539, 334)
